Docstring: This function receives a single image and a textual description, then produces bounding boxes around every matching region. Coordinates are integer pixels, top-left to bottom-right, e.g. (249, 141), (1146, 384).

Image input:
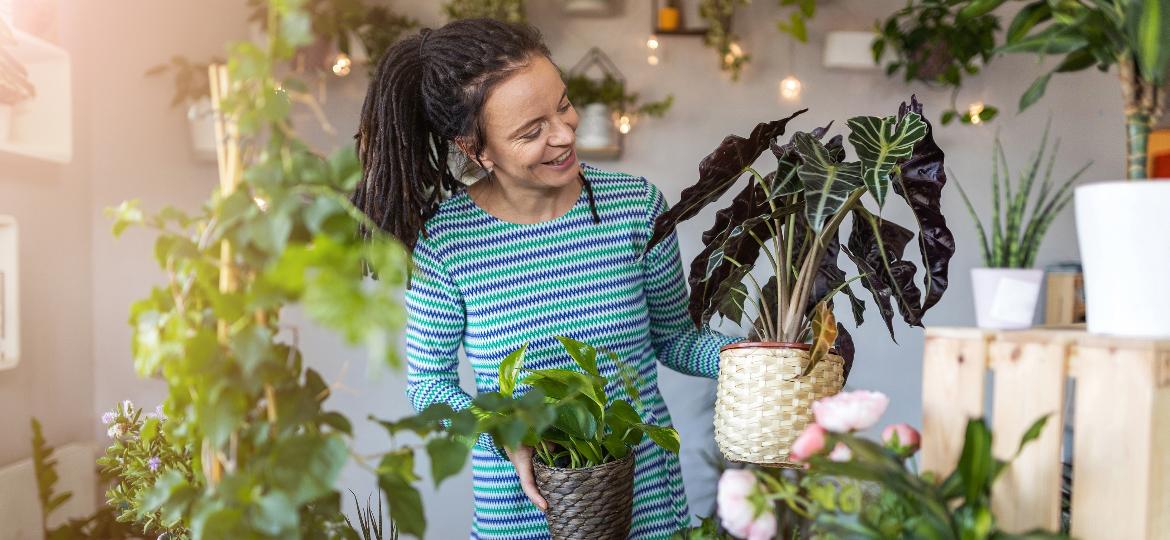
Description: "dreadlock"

(354, 18), (600, 255)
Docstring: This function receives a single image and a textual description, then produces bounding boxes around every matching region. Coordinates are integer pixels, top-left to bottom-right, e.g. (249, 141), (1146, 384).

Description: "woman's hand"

(504, 445), (549, 512)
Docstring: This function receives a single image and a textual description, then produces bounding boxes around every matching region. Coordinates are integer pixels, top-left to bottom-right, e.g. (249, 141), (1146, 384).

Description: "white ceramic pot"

(576, 102), (615, 149)
(971, 268), (1044, 329)
(186, 96), (218, 162)
(561, 0), (614, 16)
(1075, 181), (1170, 338)
(0, 104), (12, 144)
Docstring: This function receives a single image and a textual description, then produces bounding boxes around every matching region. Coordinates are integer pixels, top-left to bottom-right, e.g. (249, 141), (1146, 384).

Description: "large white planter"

(1075, 181), (1170, 338)
(186, 96), (218, 162)
(971, 268), (1044, 329)
(576, 102), (615, 149)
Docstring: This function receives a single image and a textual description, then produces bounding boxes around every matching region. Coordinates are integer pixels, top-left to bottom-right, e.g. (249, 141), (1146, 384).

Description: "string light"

(332, 52), (352, 77)
(968, 101), (985, 125)
(647, 34), (661, 66)
(618, 115), (632, 134)
(780, 76), (802, 100)
(724, 41), (745, 67)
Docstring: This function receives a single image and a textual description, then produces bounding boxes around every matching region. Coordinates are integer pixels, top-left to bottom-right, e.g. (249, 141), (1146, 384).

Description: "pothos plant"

(562, 72), (674, 120)
(105, 0), (476, 538)
(700, 0), (751, 80)
(642, 96), (956, 377)
(476, 336), (681, 469)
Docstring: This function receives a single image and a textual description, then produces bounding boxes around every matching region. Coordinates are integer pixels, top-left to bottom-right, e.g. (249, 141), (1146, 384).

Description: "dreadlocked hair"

(351, 18), (553, 253)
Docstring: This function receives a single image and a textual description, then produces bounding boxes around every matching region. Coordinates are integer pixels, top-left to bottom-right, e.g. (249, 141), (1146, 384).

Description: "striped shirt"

(404, 163), (746, 539)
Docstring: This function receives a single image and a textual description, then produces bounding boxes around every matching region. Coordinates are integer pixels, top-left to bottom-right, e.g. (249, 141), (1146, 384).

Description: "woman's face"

(472, 55), (580, 190)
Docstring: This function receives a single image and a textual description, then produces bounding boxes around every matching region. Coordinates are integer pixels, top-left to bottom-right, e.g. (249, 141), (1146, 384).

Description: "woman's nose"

(548, 118), (575, 147)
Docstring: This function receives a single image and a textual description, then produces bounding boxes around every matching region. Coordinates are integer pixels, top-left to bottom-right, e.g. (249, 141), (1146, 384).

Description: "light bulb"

(618, 115), (632, 134)
(647, 54), (660, 66)
(647, 35), (660, 50)
(729, 42), (743, 57)
(332, 52), (352, 77)
(968, 101), (985, 125)
(780, 76), (802, 100)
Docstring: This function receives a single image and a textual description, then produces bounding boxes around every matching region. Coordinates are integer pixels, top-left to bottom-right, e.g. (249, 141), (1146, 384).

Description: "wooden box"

(921, 328), (1170, 538)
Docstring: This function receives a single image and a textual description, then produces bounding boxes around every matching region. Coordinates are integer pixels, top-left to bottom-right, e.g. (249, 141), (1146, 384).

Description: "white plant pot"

(576, 102), (615, 149)
(186, 96), (218, 162)
(561, 0), (615, 16)
(971, 268), (1044, 329)
(1075, 181), (1170, 338)
(0, 104), (12, 144)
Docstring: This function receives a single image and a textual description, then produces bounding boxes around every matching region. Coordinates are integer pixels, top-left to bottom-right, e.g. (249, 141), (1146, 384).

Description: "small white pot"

(186, 96), (218, 162)
(1075, 181), (1170, 338)
(561, 0), (614, 16)
(0, 104), (12, 144)
(971, 268), (1044, 329)
(576, 102), (615, 149)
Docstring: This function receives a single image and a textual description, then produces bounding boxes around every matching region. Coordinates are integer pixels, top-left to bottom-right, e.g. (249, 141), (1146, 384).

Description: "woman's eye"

(559, 101), (572, 113)
(522, 127), (541, 140)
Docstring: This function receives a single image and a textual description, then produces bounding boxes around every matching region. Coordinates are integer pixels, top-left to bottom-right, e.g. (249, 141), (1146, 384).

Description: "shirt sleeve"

(404, 231), (509, 460)
(639, 179), (748, 379)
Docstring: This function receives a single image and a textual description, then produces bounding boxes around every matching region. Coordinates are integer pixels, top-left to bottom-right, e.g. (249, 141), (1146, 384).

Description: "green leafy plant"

(0, 18), (35, 106)
(478, 336), (681, 468)
(562, 72), (674, 119)
(996, 0), (1170, 179)
(952, 123), (1092, 268)
(873, 0), (1002, 125)
(776, 0), (818, 43)
(144, 56), (223, 108)
(700, 0), (751, 80)
(343, 491), (395, 540)
(247, 0), (418, 71)
(643, 97), (955, 377)
(442, 0), (527, 24)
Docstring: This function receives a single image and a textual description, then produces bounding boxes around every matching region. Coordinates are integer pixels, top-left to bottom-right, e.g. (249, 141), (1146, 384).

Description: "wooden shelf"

(0, 28), (72, 163)
(653, 27), (709, 36)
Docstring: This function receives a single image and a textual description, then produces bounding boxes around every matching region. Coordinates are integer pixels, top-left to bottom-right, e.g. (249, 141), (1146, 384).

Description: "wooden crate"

(921, 328), (1170, 538)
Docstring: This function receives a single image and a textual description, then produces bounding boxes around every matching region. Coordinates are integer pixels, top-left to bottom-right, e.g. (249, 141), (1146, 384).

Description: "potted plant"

(952, 125), (1091, 329)
(144, 55), (222, 161)
(563, 70), (673, 150)
(477, 336), (682, 540)
(0, 17), (34, 143)
(872, 0), (1002, 126)
(700, 0), (750, 80)
(442, 0), (527, 23)
(643, 96), (955, 466)
(994, 0), (1170, 338)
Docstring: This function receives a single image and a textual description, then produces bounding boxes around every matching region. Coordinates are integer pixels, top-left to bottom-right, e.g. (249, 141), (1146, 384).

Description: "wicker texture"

(714, 345), (845, 466)
(533, 451), (635, 540)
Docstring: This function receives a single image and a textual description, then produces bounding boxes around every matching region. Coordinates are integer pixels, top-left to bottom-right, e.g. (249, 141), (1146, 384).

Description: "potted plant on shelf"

(144, 55), (222, 161)
(476, 336), (681, 540)
(953, 124), (1091, 329)
(0, 17), (34, 144)
(563, 69), (673, 153)
(643, 96), (955, 467)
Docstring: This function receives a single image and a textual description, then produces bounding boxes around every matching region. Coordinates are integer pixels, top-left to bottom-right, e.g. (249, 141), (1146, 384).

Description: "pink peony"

(789, 423), (827, 462)
(828, 442), (852, 462)
(882, 423), (921, 455)
(812, 390), (889, 433)
(717, 469), (776, 540)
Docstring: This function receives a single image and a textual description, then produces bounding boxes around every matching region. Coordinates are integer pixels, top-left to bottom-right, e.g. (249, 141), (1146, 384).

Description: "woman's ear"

(454, 136), (495, 173)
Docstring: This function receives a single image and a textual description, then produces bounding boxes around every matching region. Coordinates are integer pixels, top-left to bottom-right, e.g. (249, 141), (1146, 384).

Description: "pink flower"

(789, 423), (827, 462)
(828, 442), (852, 462)
(717, 470), (776, 540)
(882, 423), (921, 455)
(812, 390), (889, 433)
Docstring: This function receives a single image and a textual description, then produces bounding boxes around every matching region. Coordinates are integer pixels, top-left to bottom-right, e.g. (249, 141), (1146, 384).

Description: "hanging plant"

(442, 0), (527, 24)
(872, 0), (1001, 125)
(776, 0), (817, 43)
(144, 55), (224, 109)
(563, 70), (674, 119)
(700, 0), (751, 80)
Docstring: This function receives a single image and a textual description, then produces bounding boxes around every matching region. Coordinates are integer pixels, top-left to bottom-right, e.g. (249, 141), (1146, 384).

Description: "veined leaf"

(847, 113), (928, 208)
(555, 336), (599, 378)
(498, 343), (527, 397)
(794, 132), (864, 232)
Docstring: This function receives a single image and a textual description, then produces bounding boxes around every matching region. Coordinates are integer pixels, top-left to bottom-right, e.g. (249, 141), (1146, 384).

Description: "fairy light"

(647, 35), (660, 50)
(332, 52), (352, 77)
(647, 34), (661, 66)
(780, 75), (802, 100)
(618, 115), (632, 134)
(968, 101), (985, 125)
(724, 41), (745, 67)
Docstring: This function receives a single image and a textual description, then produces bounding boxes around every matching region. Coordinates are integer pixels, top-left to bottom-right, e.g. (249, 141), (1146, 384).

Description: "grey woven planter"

(533, 451), (635, 540)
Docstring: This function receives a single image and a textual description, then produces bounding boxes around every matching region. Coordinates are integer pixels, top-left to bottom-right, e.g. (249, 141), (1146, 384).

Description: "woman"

(352, 18), (746, 540)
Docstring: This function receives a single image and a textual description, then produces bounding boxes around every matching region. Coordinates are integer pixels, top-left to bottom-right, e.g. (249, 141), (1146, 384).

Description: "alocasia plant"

(643, 97), (956, 377)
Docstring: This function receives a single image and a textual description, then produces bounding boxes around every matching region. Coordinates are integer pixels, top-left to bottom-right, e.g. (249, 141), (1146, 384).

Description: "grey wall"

(3, 0), (1125, 537)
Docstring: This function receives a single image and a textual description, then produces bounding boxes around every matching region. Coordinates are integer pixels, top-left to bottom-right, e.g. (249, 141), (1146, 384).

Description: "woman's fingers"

(506, 445), (548, 512)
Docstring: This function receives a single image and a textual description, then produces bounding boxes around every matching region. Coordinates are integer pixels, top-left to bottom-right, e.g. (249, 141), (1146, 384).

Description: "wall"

(77, 0), (1124, 538)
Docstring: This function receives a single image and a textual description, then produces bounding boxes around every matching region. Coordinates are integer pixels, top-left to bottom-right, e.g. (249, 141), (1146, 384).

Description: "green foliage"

(670, 515), (735, 539)
(562, 71), (674, 119)
(951, 124), (1092, 268)
(31, 418), (71, 533)
(246, 0), (419, 69)
(480, 336), (681, 469)
(872, 0), (1001, 125)
(699, 0), (752, 80)
(442, 0), (527, 23)
(143, 56), (224, 109)
(343, 491), (395, 540)
(776, 0), (818, 43)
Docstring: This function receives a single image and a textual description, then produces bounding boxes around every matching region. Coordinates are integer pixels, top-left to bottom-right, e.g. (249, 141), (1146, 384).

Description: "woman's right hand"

(505, 445), (549, 512)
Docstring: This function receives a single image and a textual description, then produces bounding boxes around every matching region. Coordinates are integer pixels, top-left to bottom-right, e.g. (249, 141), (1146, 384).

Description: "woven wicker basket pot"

(714, 342), (846, 467)
(533, 450), (635, 540)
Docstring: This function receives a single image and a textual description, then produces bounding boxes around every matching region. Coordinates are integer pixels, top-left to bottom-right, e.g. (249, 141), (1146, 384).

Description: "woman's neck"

(468, 172), (582, 224)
